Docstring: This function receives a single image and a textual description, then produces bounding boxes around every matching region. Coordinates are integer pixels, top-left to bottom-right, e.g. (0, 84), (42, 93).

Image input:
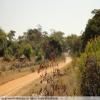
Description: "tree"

(4, 47), (13, 61)
(0, 28), (7, 56)
(26, 28), (42, 42)
(43, 37), (62, 60)
(65, 34), (82, 56)
(16, 42), (33, 60)
(82, 9), (100, 50)
(7, 30), (15, 41)
(23, 44), (33, 60)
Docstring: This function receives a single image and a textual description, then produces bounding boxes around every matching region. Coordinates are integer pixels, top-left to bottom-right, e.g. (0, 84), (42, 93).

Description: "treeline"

(0, 27), (73, 62)
(0, 24), (83, 62)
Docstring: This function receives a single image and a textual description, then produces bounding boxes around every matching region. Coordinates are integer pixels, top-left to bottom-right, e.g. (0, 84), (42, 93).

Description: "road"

(0, 57), (72, 96)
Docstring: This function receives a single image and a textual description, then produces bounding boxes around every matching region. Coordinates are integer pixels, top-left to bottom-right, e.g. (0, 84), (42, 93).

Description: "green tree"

(43, 37), (62, 59)
(0, 28), (7, 56)
(7, 30), (15, 41)
(26, 28), (42, 47)
(4, 47), (13, 61)
(65, 34), (82, 56)
(82, 9), (100, 50)
(17, 42), (33, 60)
(23, 44), (33, 60)
(51, 31), (64, 46)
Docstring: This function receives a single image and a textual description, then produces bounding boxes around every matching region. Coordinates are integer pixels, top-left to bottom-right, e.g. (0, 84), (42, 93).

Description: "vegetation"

(79, 36), (100, 96)
(64, 34), (82, 56)
(82, 9), (100, 50)
(33, 9), (100, 96)
(0, 28), (67, 62)
(78, 9), (100, 96)
(0, 9), (100, 96)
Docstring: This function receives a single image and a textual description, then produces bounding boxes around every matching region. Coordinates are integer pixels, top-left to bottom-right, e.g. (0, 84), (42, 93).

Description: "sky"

(0, 0), (100, 37)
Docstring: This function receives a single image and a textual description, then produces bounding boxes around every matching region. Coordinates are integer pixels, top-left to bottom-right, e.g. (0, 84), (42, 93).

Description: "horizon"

(0, 0), (100, 37)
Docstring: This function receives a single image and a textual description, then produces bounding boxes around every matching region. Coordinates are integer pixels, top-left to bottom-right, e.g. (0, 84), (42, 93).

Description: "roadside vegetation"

(0, 9), (100, 96)
(29, 9), (100, 96)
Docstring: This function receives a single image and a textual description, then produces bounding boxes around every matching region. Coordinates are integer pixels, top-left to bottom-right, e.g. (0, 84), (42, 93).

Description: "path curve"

(0, 57), (72, 96)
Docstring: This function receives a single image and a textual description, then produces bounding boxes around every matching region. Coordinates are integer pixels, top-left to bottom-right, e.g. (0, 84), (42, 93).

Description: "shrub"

(4, 47), (13, 61)
(17, 42), (33, 60)
(24, 44), (33, 60)
(79, 36), (100, 96)
(81, 56), (99, 96)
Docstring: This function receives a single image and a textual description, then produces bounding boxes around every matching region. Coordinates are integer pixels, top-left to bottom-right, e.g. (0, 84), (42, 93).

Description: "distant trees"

(64, 34), (82, 56)
(25, 28), (42, 49)
(43, 38), (62, 60)
(0, 27), (66, 62)
(0, 25), (83, 61)
(41, 31), (65, 60)
(16, 42), (33, 60)
(4, 46), (13, 61)
(7, 30), (15, 41)
(50, 31), (65, 51)
(23, 43), (33, 60)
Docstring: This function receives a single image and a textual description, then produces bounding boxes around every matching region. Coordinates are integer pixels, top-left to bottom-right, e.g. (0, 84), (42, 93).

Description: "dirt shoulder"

(0, 57), (72, 96)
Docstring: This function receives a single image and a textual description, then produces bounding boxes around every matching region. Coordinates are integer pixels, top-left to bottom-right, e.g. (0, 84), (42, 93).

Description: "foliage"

(82, 9), (100, 50)
(65, 34), (82, 56)
(25, 28), (42, 49)
(7, 30), (15, 41)
(43, 37), (63, 60)
(0, 9), (100, 96)
(17, 42), (33, 60)
(4, 47), (13, 61)
(0, 27), (66, 62)
(79, 36), (100, 96)
(0, 29), (7, 56)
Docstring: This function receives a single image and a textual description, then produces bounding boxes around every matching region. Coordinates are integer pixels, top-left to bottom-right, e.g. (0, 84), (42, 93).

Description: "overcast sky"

(0, 0), (100, 37)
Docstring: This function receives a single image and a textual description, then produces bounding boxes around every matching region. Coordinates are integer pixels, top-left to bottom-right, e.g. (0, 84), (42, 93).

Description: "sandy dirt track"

(0, 57), (72, 96)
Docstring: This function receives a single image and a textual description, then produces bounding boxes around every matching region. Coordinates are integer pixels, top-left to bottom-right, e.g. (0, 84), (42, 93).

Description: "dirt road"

(0, 57), (72, 96)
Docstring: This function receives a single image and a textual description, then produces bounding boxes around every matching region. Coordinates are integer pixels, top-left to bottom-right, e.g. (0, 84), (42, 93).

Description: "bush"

(17, 42), (33, 60)
(4, 47), (13, 61)
(81, 56), (99, 95)
(79, 36), (100, 96)
(24, 44), (33, 60)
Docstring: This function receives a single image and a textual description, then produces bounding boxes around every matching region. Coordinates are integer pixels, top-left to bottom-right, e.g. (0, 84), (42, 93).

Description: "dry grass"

(0, 57), (37, 85)
(15, 61), (81, 96)
(0, 66), (35, 85)
(58, 65), (81, 96)
(0, 57), (79, 96)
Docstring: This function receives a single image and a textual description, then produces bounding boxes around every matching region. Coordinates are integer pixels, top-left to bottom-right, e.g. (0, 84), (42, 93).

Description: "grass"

(0, 57), (38, 85)
(0, 66), (36, 85)
(59, 64), (81, 96)
(0, 57), (81, 96)
(14, 59), (81, 96)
